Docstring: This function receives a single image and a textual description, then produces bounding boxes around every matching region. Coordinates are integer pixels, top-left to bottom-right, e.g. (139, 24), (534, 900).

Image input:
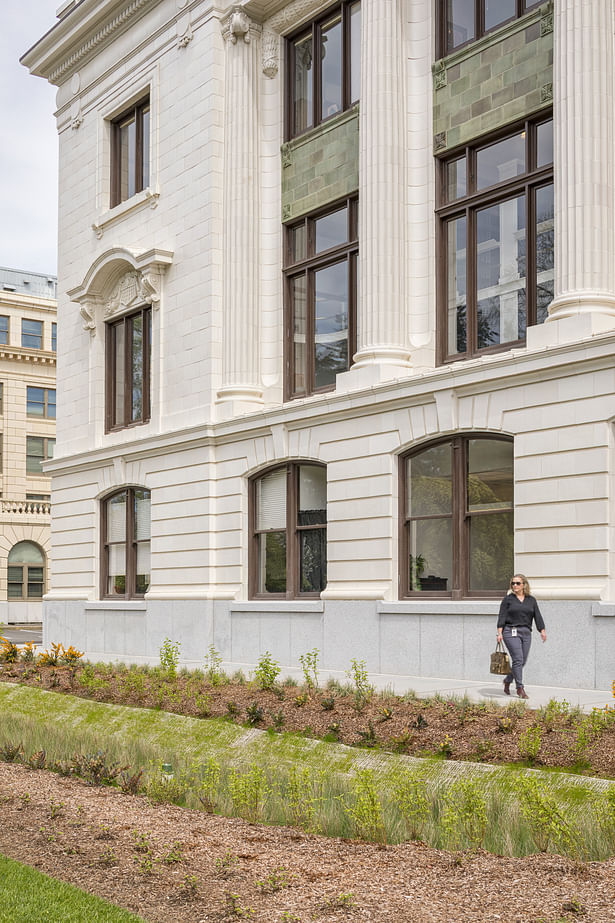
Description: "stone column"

(342, 0), (411, 387)
(544, 0), (615, 334)
(216, 9), (263, 416)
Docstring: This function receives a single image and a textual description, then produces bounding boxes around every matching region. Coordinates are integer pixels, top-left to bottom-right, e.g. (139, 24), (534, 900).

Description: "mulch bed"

(1, 761), (615, 923)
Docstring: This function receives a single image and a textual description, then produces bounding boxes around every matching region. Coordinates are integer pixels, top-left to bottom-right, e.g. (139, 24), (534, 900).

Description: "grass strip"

(0, 853), (147, 923)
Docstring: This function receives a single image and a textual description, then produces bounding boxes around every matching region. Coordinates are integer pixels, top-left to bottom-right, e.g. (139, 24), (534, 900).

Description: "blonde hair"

(510, 573), (530, 595)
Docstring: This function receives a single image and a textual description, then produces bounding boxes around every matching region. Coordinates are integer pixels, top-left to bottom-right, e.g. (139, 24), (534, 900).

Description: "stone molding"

(104, 269), (163, 321)
(221, 8), (259, 44)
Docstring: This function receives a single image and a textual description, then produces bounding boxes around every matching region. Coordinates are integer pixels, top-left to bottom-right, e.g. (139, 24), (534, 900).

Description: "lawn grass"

(0, 854), (147, 923)
(1, 682), (614, 859)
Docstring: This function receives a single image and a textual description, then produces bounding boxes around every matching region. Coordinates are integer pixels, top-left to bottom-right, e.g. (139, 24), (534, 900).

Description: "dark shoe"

(517, 686), (529, 700)
(503, 680), (511, 695)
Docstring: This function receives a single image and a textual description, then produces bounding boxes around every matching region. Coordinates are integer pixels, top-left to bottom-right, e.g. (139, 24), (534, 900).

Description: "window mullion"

(126, 488), (135, 599)
(452, 437), (466, 598)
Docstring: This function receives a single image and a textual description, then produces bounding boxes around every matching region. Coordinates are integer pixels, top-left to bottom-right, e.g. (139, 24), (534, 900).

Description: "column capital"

(221, 8), (260, 45)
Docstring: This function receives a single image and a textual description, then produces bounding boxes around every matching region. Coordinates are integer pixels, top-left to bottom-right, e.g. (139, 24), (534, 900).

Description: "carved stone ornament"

(262, 29), (279, 78)
(70, 100), (83, 130)
(222, 8), (253, 44)
(176, 13), (193, 48)
(540, 1), (554, 36)
(432, 60), (447, 91)
(541, 82), (553, 103)
(80, 302), (98, 335)
(104, 269), (162, 321)
(281, 143), (292, 169)
(434, 131), (447, 153)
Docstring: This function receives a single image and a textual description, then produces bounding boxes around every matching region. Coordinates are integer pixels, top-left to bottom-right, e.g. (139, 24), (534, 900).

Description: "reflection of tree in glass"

(131, 319), (143, 420)
(265, 533), (286, 593)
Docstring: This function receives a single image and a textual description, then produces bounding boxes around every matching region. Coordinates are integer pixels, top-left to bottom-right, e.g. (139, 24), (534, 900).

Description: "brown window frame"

(399, 434), (514, 600)
(101, 486), (151, 600)
(436, 115), (553, 364)
(27, 386), (56, 419)
(249, 462), (327, 600)
(437, 0), (542, 57)
(285, 1), (360, 141)
(105, 306), (151, 433)
(8, 543), (46, 600)
(26, 435), (55, 474)
(21, 318), (43, 350)
(110, 97), (150, 208)
(284, 196), (358, 401)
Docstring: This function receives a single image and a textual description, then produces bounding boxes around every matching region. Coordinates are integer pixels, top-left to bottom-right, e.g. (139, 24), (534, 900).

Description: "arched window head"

(8, 542), (45, 599)
(401, 436), (513, 598)
(250, 463), (327, 598)
(102, 488), (151, 598)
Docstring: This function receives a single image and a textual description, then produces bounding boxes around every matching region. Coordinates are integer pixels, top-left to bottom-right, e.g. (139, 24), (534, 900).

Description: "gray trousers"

(502, 626), (532, 688)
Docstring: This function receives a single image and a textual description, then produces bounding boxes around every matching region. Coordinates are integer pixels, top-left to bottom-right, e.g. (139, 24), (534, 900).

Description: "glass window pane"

(48, 390), (56, 419)
(131, 314), (144, 422)
(537, 119), (553, 168)
(114, 322), (125, 425)
(134, 489), (151, 540)
(51, 322), (57, 352)
(47, 439), (55, 460)
(291, 224), (307, 263)
(293, 34), (313, 134)
(315, 206), (348, 253)
(26, 436), (44, 473)
(8, 542), (44, 564)
(22, 319), (43, 349)
(350, 2), (361, 102)
(258, 532), (287, 593)
(447, 0), (475, 51)
(142, 105), (150, 189)
(299, 465), (326, 525)
(0, 316), (8, 345)
(119, 114), (136, 201)
(300, 529), (327, 592)
(256, 469), (286, 530)
(8, 566), (24, 598)
(321, 15), (342, 121)
(536, 183), (554, 324)
(314, 260), (349, 389)
(469, 510), (513, 591)
(291, 275), (307, 395)
(408, 518), (452, 592)
(108, 543), (126, 595)
(476, 132), (525, 190)
(446, 157), (466, 201)
(468, 439), (513, 511)
(107, 492), (127, 542)
(27, 387), (45, 416)
(407, 443), (453, 517)
(447, 217), (467, 356)
(136, 541), (150, 594)
(484, 0), (515, 32)
(476, 195), (526, 348)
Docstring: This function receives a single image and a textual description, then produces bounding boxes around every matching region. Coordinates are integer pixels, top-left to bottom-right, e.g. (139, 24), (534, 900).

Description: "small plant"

(561, 897), (586, 915)
(342, 769), (386, 844)
(137, 856), (156, 875)
(229, 766), (270, 823)
(514, 773), (579, 856)
(119, 768), (145, 795)
(357, 721), (378, 748)
(163, 841), (184, 864)
(146, 763), (189, 806)
(226, 700), (240, 718)
(215, 851), (240, 879)
(299, 648), (320, 690)
(38, 642), (63, 666)
(294, 692), (309, 708)
(132, 830), (152, 853)
(72, 750), (125, 786)
(159, 638), (181, 676)
(472, 737), (494, 761)
(496, 716), (514, 734)
(49, 799), (65, 820)
(379, 705), (393, 721)
(436, 734), (453, 758)
(95, 824), (115, 841)
(204, 645), (226, 685)
(517, 724), (542, 763)
(60, 645), (84, 666)
(20, 641), (37, 663)
(325, 892), (355, 910)
(0, 743), (24, 763)
(224, 892), (254, 919)
(246, 702), (265, 725)
(346, 658), (374, 712)
(181, 874), (199, 898)
(286, 765), (322, 833)
(0, 637), (20, 663)
(194, 692), (212, 717)
(539, 698), (571, 732)
(440, 778), (487, 852)
(413, 713), (428, 730)
(197, 757), (221, 813)
(271, 709), (286, 730)
(256, 867), (291, 893)
(326, 722), (342, 740)
(99, 846), (119, 867)
(254, 650), (281, 690)
(392, 768), (430, 840)
(281, 914), (301, 923)
(320, 695), (336, 711)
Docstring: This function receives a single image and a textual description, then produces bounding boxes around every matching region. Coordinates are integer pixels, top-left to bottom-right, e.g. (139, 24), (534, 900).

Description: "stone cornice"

(0, 348), (56, 365)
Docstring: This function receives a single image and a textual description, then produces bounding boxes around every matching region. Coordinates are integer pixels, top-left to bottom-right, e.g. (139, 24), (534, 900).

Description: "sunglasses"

(511, 581), (522, 585)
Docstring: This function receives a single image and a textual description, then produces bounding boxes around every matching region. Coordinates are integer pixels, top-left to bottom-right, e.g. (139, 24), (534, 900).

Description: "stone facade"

(21, 0), (615, 690)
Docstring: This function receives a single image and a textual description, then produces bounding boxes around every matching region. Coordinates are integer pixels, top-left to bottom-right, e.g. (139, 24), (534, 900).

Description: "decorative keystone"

(541, 82), (553, 103)
(540, 1), (554, 36)
(433, 60), (447, 91)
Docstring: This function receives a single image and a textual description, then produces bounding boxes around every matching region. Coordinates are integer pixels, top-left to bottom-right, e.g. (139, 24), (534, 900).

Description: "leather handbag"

(490, 641), (510, 675)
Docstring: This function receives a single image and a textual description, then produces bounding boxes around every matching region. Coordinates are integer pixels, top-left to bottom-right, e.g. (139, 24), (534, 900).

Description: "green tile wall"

(433, 3), (553, 154)
(281, 106), (359, 222)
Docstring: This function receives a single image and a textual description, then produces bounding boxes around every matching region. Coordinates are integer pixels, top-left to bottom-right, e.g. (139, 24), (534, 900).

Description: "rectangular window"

(286, 1), (360, 140)
(110, 97), (150, 208)
(0, 382), (3, 414)
(437, 117), (553, 363)
(27, 387), (56, 419)
(0, 316), (8, 345)
(284, 197), (358, 399)
(441, 0), (542, 55)
(26, 436), (55, 474)
(102, 487), (151, 598)
(22, 319), (43, 349)
(106, 307), (151, 431)
(51, 322), (57, 352)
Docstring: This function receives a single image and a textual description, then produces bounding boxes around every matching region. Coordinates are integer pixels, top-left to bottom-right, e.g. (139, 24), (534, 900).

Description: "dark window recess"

(250, 463), (327, 599)
(26, 436), (55, 474)
(102, 487), (151, 599)
(437, 116), (553, 363)
(400, 435), (514, 599)
(286, 1), (360, 140)
(440, 0), (543, 56)
(110, 97), (150, 207)
(22, 319), (43, 349)
(106, 306), (151, 431)
(284, 197), (358, 399)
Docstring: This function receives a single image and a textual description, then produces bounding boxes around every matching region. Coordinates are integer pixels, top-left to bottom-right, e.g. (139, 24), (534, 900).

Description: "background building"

(0, 267), (56, 624)
(21, 0), (614, 689)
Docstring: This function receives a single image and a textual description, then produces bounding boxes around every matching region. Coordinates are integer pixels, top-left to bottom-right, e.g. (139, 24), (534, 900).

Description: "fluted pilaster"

(216, 10), (263, 414)
(548, 0), (615, 321)
(352, 0), (411, 374)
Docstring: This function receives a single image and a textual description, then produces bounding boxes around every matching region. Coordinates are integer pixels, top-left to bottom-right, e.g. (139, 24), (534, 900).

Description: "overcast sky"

(0, 0), (59, 276)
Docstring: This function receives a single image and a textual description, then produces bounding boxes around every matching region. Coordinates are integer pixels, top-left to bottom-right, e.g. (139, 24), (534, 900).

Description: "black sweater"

(497, 593), (545, 632)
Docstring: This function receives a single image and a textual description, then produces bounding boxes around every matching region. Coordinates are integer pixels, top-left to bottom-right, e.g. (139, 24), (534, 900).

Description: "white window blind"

(257, 469), (286, 530)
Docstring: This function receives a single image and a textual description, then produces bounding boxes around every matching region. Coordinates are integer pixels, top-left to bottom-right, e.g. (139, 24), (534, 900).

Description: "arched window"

(400, 436), (513, 598)
(8, 542), (45, 599)
(250, 463), (327, 598)
(102, 487), (151, 598)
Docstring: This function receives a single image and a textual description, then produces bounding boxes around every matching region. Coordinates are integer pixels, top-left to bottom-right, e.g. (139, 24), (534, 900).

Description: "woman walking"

(497, 574), (546, 699)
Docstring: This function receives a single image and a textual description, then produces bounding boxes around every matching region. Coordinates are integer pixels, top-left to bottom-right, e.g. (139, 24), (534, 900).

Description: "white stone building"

(0, 268), (56, 624)
(22, 0), (615, 689)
